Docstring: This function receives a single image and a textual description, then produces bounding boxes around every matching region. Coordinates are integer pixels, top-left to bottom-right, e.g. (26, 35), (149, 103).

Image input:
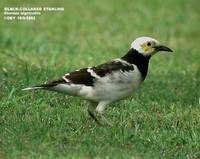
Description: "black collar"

(121, 48), (151, 80)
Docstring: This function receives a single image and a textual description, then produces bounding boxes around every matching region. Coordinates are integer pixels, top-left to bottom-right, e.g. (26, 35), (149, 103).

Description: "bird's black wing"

(43, 68), (94, 87)
(43, 60), (134, 87)
(92, 60), (134, 77)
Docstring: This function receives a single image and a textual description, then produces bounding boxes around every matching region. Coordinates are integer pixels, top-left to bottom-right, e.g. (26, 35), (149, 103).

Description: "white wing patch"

(87, 68), (101, 79)
(62, 76), (70, 82)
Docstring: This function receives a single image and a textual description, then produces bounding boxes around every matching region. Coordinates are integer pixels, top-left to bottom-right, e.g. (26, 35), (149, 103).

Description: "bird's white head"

(131, 36), (173, 56)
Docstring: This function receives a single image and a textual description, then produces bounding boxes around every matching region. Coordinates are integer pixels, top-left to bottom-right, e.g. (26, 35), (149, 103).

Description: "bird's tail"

(22, 84), (51, 91)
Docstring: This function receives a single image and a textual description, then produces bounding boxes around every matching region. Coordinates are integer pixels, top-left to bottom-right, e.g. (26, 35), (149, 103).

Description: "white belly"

(79, 65), (143, 102)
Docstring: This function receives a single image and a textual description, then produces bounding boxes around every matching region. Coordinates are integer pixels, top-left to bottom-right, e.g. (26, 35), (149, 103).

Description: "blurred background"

(0, 0), (200, 158)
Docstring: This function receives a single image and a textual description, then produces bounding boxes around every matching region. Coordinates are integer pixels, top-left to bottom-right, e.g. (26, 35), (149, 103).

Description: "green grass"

(0, 0), (200, 158)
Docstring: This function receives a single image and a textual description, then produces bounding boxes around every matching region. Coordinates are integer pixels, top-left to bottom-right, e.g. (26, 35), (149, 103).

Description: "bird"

(23, 36), (173, 125)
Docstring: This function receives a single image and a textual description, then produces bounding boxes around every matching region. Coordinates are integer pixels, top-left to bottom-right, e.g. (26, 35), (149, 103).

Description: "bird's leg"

(87, 101), (112, 126)
(95, 101), (112, 126)
(87, 102), (101, 125)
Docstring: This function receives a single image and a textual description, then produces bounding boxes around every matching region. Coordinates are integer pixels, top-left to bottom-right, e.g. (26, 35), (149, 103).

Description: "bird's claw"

(88, 110), (112, 127)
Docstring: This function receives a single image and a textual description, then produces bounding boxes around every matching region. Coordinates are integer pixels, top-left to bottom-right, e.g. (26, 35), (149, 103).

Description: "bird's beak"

(155, 45), (173, 52)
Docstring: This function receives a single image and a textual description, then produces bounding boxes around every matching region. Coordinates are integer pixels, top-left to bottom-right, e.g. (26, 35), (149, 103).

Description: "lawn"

(0, 0), (200, 158)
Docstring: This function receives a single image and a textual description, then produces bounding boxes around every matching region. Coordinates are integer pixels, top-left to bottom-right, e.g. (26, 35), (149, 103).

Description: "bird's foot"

(88, 110), (112, 127)
(98, 113), (113, 127)
(88, 110), (101, 125)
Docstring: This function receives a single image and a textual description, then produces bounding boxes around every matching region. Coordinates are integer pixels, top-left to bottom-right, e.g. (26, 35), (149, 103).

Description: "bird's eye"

(147, 42), (151, 46)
